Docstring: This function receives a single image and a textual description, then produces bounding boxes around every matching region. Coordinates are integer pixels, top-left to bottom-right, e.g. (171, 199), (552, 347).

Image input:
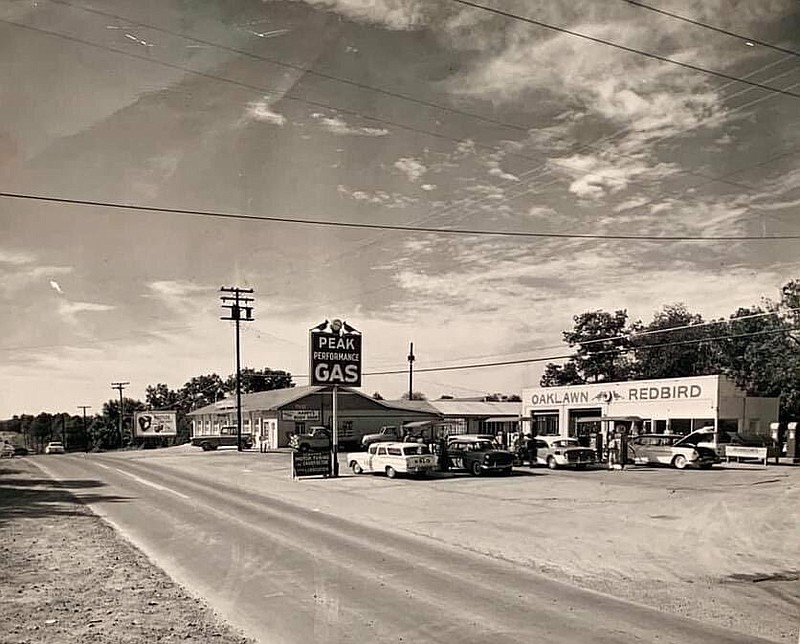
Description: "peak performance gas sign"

(309, 330), (362, 387)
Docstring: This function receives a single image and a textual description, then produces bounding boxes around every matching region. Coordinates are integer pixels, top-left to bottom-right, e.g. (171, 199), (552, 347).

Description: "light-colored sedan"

(348, 442), (437, 478)
(535, 436), (596, 469)
(44, 441), (66, 454)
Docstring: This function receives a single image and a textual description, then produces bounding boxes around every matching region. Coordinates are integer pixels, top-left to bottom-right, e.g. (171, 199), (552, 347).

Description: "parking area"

(103, 447), (800, 642)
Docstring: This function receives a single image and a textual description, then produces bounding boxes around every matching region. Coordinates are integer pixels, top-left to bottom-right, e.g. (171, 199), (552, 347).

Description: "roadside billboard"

(134, 411), (178, 437)
(309, 319), (362, 387)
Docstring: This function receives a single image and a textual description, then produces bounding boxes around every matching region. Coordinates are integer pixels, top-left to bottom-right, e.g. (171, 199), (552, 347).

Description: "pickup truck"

(290, 426), (332, 452)
(191, 426), (254, 451)
(360, 426), (403, 448)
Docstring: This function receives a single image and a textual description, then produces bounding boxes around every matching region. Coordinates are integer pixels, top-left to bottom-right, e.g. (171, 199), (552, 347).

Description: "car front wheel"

(351, 462), (363, 475)
(547, 456), (558, 470)
(470, 462), (482, 476)
(673, 454), (688, 469)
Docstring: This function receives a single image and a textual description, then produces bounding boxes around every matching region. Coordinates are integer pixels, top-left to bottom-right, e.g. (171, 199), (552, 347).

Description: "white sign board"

(281, 409), (321, 422)
(134, 411), (178, 437)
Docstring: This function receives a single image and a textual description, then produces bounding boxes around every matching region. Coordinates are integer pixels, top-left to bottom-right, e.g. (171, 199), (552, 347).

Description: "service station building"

(521, 375), (779, 439)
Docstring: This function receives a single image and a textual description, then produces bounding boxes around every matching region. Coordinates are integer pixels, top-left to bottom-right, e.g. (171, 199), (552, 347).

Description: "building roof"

(387, 399), (521, 418)
(188, 386), (439, 417)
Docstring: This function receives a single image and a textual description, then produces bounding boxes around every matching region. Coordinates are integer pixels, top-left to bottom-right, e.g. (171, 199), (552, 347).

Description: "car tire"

(575, 463), (587, 470)
(501, 467), (513, 476)
(385, 466), (397, 479)
(351, 462), (363, 475)
(673, 454), (688, 470)
(699, 463), (713, 470)
(470, 462), (482, 477)
(547, 456), (558, 470)
(201, 442), (212, 452)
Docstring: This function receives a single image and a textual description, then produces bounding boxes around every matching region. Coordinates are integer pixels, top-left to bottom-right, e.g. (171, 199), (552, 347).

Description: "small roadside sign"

(292, 451), (332, 478)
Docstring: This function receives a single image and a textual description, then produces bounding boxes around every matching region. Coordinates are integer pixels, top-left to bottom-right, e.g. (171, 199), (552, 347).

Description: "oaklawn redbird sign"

(309, 319), (362, 387)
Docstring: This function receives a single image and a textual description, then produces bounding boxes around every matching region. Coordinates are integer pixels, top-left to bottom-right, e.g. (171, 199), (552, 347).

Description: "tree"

(540, 361), (585, 387)
(179, 374), (226, 412)
(563, 310), (633, 382)
(224, 367), (294, 395)
(145, 383), (181, 410)
(401, 391), (427, 401)
(630, 304), (721, 380)
(100, 397), (146, 448)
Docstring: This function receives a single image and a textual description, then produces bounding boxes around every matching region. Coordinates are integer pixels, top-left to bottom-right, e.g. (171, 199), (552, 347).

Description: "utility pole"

(78, 405), (91, 452)
(407, 341), (415, 400)
(220, 287), (255, 452)
(111, 382), (129, 450)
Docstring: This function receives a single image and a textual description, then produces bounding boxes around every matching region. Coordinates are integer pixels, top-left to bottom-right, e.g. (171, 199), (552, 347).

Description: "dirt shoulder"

(0, 458), (254, 644)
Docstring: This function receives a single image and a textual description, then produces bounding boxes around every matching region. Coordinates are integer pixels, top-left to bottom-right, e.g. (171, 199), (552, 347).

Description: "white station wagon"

(348, 442), (437, 478)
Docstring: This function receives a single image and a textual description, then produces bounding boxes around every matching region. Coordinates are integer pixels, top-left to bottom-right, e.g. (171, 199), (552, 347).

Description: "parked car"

(360, 426), (403, 449)
(445, 436), (514, 476)
(628, 434), (717, 469)
(1, 443), (15, 458)
(13, 445), (29, 456)
(348, 442), (437, 478)
(44, 441), (66, 454)
(289, 426), (331, 452)
(535, 436), (596, 469)
(191, 426), (254, 451)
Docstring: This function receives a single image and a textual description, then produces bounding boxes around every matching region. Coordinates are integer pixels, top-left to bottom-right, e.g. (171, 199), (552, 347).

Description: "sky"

(1, 0), (799, 417)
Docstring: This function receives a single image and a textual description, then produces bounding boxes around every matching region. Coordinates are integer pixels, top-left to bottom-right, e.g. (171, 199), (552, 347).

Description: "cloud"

(337, 185), (418, 209)
(147, 280), (211, 298)
(49, 280), (63, 294)
(246, 101), (287, 126)
(487, 160), (519, 182)
(551, 153), (678, 200)
(0, 250), (35, 265)
(394, 157), (427, 182)
(421, 184), (437, 191)
(58, 301), (114, 324)
(292, 0), (429, 30)
(311, 113), (389, 137)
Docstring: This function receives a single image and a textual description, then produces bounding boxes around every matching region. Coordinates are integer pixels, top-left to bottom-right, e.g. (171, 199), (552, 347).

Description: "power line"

(618, 0), (800, 59)
(3, 191), (800, 241)
(359, 325), (800, 376)
(446, 0), (800, 100)
(1, 16), (789, 197)
(46, 0), (532, 134)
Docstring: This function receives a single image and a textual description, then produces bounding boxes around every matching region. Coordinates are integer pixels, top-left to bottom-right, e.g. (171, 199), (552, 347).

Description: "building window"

(532, 412), (559, 436)
(669, 419), (692, 435)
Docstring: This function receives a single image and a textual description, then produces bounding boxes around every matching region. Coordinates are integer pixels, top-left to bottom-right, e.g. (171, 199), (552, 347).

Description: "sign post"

(309, 319), (362, 479)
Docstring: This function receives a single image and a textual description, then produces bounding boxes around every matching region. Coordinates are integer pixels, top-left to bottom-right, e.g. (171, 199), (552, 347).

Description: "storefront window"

(532, 412), (559, 436)
(669, 419), (692, 434)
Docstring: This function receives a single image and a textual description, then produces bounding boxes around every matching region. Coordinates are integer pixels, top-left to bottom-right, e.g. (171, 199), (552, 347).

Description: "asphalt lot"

(28, 447), (800, 642)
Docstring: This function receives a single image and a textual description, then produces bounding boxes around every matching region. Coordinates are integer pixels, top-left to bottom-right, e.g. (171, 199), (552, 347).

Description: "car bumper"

(479, 463), (513, 471)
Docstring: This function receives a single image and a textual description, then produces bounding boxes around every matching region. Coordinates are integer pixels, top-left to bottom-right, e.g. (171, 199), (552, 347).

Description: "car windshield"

(402, 445), (430, 456)
(470, 441), (494, 451)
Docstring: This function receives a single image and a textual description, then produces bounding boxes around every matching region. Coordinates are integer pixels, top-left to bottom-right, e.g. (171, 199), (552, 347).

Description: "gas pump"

(770, 422), (783, 465)
(786, 422), (799, 463)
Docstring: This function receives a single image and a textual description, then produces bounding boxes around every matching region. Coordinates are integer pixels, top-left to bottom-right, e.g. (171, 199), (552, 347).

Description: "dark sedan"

(446, 436), (514, 476)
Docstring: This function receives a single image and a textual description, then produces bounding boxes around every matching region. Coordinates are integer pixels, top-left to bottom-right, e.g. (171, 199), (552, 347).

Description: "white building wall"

(520, 375), (775, 437)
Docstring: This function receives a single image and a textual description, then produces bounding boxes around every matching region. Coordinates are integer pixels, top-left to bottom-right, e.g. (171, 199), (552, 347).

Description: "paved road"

(33, 454), (775, 644)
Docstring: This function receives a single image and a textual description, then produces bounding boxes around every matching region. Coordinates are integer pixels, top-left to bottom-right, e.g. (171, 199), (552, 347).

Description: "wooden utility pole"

(407, 342), (415, 400)
(220, 287), (254, 452)
(111, 382), (129, 449)
(78, 405), (91, 452)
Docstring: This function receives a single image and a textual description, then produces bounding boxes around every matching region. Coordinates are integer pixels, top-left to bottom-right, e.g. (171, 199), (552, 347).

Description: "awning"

(484, 416), (519, 423)
(575, 416), (643, 423)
